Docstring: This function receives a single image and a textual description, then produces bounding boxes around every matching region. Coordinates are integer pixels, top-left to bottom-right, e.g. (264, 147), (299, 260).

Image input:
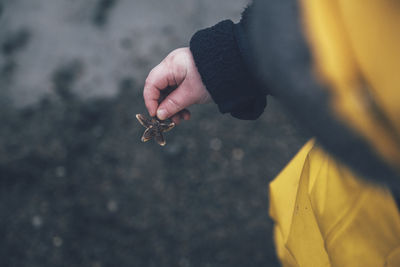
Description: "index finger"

(143, 61), (173, 117)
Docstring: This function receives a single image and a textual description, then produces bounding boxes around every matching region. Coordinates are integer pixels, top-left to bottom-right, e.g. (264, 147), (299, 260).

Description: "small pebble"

(209, 138), (222, 151)
(32, 215), (43, 228)
(232, 148), (244, 161)
(55, 166), (66, 178)
(107, 200), (118, 213)
(53, 236), (63, 247)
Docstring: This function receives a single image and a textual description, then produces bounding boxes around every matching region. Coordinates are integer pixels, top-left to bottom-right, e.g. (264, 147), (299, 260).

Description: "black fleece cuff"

(190, 20), (267, 120)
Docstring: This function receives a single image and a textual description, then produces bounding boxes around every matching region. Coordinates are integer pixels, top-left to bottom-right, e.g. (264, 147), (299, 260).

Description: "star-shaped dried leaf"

(136, 114), (175, 146)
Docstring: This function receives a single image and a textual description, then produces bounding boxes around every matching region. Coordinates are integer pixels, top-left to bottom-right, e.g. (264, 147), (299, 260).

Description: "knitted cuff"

(190, 20), (266, 120)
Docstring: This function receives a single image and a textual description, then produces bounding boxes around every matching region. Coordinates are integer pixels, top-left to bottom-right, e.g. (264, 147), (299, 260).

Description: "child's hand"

(143, 47), (212, 124)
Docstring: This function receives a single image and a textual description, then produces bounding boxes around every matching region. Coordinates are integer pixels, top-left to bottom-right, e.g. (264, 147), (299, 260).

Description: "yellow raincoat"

(269, 1), (400, 266)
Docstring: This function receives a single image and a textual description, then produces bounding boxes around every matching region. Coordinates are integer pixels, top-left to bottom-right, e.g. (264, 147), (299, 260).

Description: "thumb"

(156, 85), (196, 120)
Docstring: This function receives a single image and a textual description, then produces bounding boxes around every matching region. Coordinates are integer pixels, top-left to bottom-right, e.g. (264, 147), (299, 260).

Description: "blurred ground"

(0, 1), (307, 266)
(0, 0), (248, 106)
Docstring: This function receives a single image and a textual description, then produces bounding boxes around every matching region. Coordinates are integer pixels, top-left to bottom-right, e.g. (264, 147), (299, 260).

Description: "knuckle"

(144, 75), (153, 86)
(143, 83), (152, 95)
(143, 88), (150, 99)
(146, 66), (160, 84)
(166, 97), (182, 113)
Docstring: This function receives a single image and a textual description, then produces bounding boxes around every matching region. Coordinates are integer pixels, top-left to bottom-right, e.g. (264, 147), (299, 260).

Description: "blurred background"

(0, 0), (307, 266)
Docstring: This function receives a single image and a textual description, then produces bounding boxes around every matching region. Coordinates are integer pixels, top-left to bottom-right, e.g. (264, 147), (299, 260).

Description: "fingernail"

(157, 109), (167, 120)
